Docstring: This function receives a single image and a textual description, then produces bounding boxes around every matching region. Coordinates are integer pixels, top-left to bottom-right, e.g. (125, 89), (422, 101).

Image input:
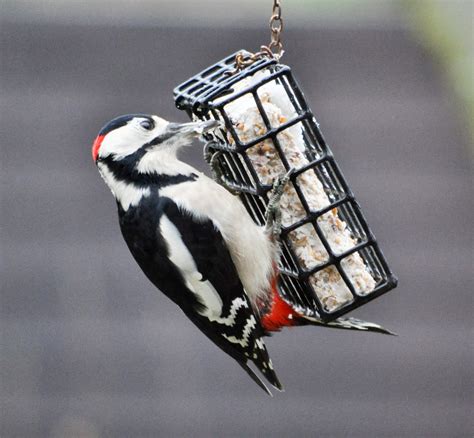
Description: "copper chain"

(268, 0), (284, 59)
(231, 0), (284, 73)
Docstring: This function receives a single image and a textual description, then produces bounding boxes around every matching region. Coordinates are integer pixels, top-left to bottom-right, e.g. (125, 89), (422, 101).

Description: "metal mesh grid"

(174, 51), (397, 321)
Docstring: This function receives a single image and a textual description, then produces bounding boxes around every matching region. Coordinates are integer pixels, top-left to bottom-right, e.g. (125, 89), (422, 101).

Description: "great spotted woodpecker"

(92, 114), (393, 395)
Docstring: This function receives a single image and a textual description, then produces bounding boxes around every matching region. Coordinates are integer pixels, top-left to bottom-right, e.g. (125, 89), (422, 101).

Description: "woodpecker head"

(92, 114), (219, 209)
(92, 114), (218, 164)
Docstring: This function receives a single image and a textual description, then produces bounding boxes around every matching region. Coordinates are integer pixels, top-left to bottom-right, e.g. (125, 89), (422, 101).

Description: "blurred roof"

(1, 0), (405, 28)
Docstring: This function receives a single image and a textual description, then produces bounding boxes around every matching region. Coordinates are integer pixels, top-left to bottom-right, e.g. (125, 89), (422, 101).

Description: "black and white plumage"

(92, 113), (394, 395)
(93, 114), (282, 394)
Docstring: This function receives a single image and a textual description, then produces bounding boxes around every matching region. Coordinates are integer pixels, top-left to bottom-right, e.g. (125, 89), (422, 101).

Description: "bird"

(92, 113), (394, 395)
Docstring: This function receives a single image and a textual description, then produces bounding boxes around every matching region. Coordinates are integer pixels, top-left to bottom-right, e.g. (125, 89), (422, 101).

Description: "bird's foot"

(265, 169), (294, 237)
(204, 142), (238, 195)
(203, 141), (217, 167)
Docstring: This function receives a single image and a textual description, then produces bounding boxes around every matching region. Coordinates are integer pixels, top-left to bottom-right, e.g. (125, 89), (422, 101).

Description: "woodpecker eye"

(140, 119), (154, 131)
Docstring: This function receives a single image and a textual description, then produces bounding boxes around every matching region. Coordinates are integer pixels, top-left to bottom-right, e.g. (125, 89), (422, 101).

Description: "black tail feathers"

(240, 336), (283, 396)
(239, 360), (283, 397)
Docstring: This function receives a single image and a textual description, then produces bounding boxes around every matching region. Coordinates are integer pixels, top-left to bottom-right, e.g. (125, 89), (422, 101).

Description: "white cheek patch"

(136, 149), (197, 177)
(99, 125), (147, 160)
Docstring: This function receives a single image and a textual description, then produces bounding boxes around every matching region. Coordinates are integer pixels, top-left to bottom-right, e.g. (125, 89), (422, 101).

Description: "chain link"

(230, 0), (284, 73)
(268, 0), (284, 58)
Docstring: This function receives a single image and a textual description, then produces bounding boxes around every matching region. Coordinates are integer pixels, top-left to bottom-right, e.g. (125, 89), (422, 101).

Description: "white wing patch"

(160, 214), (200, 284)
(160, 214), (248, 327)
(160, 214), (222, 316)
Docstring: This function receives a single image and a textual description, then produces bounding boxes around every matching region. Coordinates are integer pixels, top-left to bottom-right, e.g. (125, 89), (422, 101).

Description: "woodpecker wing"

(157, 198), (282, 393)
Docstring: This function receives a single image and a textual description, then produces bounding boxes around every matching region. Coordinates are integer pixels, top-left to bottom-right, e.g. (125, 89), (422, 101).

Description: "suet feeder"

(174, 51), (397, 322)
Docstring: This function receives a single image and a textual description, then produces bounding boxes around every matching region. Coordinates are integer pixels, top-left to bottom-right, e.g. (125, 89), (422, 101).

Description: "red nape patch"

(92, 134), (105, 162)
(261, 275), (301, 332)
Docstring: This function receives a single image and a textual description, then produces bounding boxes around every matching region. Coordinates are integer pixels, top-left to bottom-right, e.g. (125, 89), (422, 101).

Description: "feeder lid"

(174, 51), (281, 116)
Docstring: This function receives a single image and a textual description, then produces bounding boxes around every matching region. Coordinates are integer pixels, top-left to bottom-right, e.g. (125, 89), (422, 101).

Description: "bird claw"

(265, 169), (294, 237)
(204, 142), (238, 195)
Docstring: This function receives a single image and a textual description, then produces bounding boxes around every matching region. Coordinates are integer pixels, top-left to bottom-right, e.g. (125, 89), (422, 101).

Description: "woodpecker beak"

(145, 119), (221, 152)
(165, 119), (220, 138)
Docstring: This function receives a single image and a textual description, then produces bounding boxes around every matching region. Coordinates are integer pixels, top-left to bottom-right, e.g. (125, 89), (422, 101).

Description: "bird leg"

(204, 142), (238, 195)
(265, 169), (294, 238)
(203, 141), (217, 169)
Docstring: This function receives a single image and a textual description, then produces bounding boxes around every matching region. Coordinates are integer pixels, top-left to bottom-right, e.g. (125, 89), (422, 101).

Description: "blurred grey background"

(1, 1), (473, 437)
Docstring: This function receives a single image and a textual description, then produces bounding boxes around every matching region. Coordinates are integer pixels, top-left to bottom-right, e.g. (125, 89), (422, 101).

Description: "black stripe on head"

(101, 151), (198, 188)
(98, 114), (153, 136)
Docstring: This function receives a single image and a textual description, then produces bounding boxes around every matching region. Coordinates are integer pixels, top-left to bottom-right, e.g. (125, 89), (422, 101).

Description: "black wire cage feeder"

(174, 51), (397, 323)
